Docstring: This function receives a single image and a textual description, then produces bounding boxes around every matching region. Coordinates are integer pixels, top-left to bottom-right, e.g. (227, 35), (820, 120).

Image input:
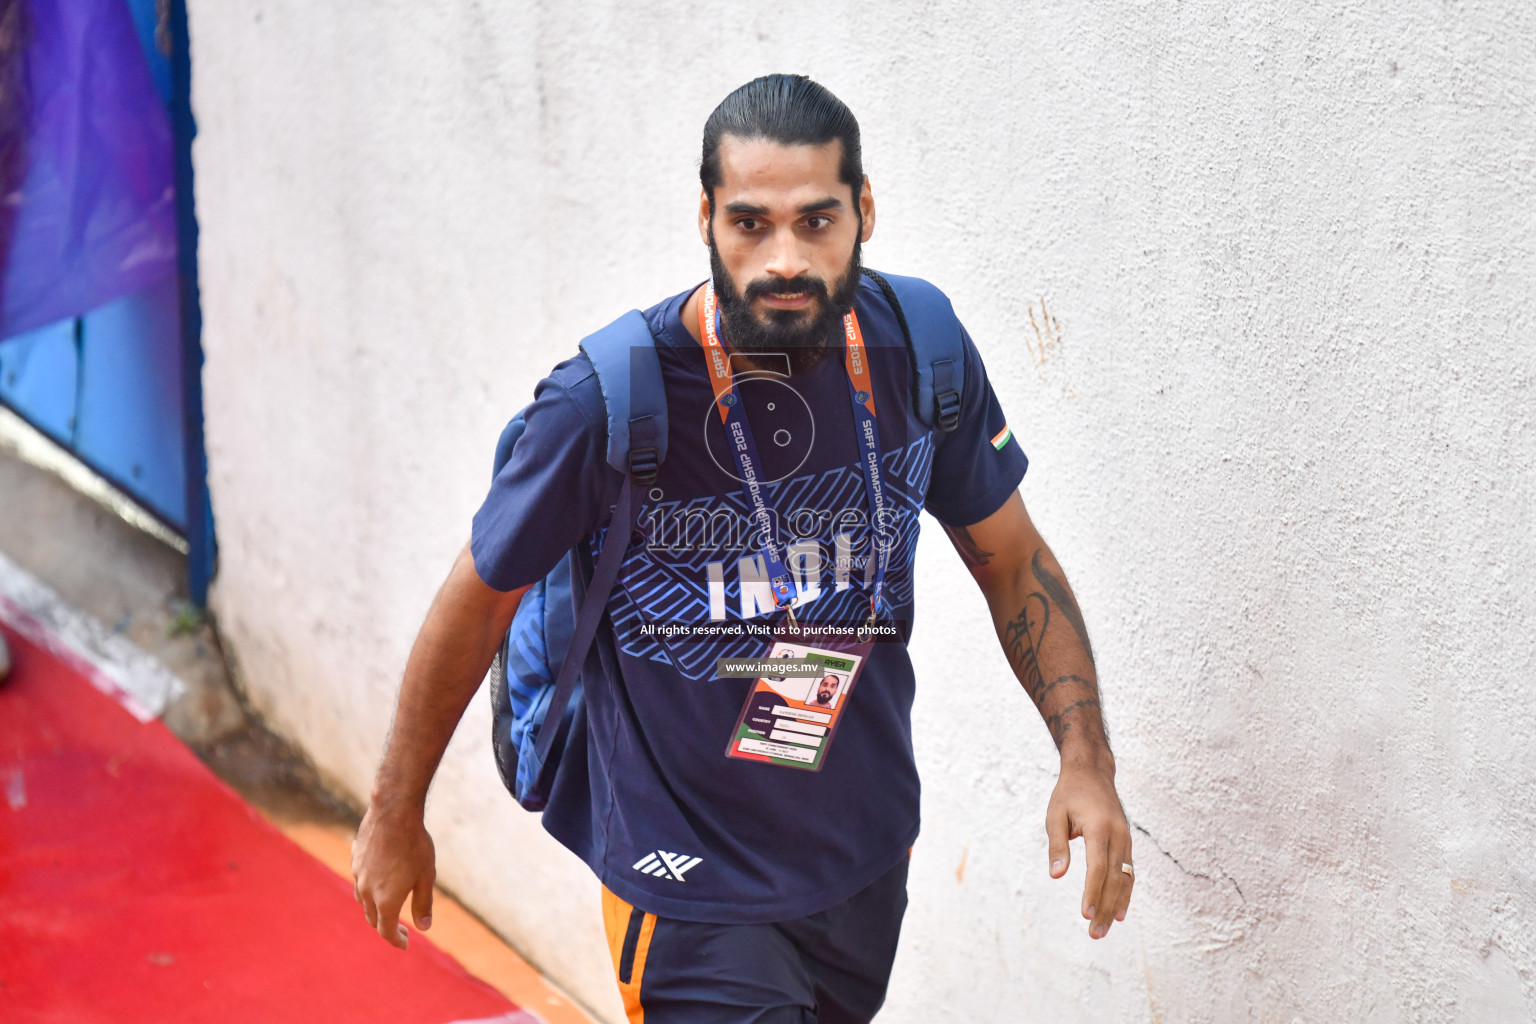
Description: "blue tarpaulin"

(1, 0), (177, 340)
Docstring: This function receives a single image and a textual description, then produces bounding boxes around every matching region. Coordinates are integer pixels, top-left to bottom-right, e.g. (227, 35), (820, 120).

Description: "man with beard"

(813, 674), (839, 708)
(353, 75), (1131, 1023)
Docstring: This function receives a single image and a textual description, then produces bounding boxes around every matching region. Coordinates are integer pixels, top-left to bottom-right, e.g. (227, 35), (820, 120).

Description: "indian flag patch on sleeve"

(990, 424), (1013, 450)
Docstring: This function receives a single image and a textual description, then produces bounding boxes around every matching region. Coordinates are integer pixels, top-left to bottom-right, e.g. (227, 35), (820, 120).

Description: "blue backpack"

(489, 270), (968, 810)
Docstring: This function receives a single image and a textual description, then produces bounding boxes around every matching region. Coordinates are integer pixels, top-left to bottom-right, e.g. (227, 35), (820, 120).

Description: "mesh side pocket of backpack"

(490, 577), (552, 803)
(489, 643), (517, 794)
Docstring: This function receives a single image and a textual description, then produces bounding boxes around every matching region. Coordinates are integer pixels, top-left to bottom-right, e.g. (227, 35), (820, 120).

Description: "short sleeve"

(923, 327), (1028, 526)
(470, 356), (620, 591)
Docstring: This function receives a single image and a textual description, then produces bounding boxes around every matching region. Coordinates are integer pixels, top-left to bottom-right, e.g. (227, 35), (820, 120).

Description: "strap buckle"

(934, 388), (961, 432)
(629, 445), (659, 484)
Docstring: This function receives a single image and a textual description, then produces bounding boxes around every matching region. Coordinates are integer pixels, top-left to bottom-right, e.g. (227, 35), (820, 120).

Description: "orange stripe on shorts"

(601, 885), (657, 1024)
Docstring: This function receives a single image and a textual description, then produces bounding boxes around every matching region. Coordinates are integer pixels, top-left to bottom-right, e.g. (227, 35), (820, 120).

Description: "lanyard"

(699, 283), (889, 631)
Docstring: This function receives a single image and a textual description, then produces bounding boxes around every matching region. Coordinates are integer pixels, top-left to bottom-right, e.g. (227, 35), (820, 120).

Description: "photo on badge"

(804, 671), (845, 710)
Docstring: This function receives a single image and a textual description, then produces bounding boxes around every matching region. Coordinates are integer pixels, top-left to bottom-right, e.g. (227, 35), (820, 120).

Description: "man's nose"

(761, 227), (811, 282)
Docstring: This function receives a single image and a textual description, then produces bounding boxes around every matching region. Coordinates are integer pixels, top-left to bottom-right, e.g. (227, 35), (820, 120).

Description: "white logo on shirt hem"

(633, 850), (702, 881)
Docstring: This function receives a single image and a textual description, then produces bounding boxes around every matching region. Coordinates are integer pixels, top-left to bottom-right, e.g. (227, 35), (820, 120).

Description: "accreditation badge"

(723, 625), (872, 772)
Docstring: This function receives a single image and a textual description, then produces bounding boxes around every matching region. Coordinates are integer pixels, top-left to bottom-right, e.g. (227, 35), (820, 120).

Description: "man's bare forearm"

(949, 523), (1112, 768)
(944, 496), (1132, 936)
(371, 543), (527, 815)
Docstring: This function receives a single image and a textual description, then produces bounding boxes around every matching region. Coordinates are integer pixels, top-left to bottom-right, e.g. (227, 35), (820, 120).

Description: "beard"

(708, 230), (863, 376)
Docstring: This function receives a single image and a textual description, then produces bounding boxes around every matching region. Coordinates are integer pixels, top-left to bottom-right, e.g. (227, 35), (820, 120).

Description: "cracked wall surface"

(188, 1), (1536, 1021)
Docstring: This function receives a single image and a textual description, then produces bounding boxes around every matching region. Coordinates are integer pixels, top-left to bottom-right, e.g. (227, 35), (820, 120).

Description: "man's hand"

(348, 542), (527, 949)
(1045, 758), (1133, 939)
(352, 801), (436, 950)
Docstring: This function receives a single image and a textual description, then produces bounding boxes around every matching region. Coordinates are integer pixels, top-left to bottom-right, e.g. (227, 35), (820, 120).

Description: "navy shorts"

(601, 855), (910, 1024)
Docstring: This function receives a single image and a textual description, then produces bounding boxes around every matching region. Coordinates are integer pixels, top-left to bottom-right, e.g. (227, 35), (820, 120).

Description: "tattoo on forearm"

(1031, 550), (1094, 666)
(1046, 699), (1101, 748)
(943, 524), (995, 569)
(1002, 593), (1049, 701)
(999, 552), (1105, 751)
(1033, 673), (1095, 709)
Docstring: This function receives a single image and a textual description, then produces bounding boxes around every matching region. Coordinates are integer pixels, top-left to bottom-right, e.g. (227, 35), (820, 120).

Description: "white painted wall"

(191, 2), (1536, 1021)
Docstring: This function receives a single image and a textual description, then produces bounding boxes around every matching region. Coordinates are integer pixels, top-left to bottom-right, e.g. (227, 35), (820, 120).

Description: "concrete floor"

(0, 407), (244, 745)
(0, 408), (593, 1024)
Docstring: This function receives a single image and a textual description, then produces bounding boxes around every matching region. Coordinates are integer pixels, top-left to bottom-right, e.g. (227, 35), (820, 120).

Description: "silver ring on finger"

(1120, 861), (1134, 877)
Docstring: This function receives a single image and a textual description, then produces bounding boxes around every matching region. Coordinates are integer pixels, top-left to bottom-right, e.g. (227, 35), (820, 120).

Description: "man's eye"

(806, 216), (831, 230)
(737, 218), (759, 231)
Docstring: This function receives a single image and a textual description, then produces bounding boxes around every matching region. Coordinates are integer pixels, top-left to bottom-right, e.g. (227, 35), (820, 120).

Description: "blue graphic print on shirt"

(612, 432), (934, 680)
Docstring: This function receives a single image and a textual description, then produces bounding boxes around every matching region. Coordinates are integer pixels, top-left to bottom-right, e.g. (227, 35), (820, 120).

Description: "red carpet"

(0, 613), (525, 1024)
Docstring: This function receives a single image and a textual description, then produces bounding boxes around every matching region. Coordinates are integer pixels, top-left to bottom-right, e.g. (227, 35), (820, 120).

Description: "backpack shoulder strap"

(579, 310), (668, 482)
(523, 311), (663, 777)
(532, 477), (637, 769)
(861, 269), (965, 432)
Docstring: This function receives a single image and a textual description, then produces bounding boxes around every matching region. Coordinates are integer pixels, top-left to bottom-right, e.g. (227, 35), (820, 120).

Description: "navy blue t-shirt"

(471, 274), (1027, 924)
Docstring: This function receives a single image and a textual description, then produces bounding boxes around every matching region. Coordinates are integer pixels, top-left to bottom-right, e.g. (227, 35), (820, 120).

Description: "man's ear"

(698, 189), (713, 247)
(859, 176), (876, 244)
